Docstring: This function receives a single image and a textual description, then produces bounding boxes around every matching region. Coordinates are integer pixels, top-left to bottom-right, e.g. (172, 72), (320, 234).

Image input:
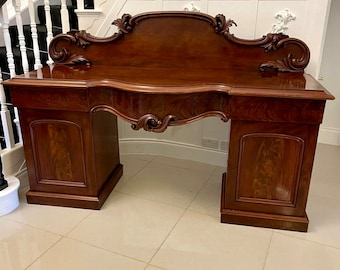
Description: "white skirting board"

(318, 127), (340, 146)
(119, 129), (340, 168)
(119, 138), (228, 167)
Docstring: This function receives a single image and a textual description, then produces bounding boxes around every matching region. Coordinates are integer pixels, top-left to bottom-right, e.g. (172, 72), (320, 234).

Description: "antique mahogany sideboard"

(3, 12), (334, 232)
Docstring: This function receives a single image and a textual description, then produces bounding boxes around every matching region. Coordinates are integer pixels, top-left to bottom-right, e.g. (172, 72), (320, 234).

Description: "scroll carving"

(91, 104), (228, 134)
(214, 14), (309, 72)
(48, 33), (90, 65)
(259, 36), (310, 72)
(131, 114), (177, 133)
(48, 11), (310, 72)
(49, 30), (124, 65)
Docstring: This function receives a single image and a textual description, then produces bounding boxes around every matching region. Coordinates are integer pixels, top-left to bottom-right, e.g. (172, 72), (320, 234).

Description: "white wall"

(318, 0), (340, 145)
(77, 0), (335, 165)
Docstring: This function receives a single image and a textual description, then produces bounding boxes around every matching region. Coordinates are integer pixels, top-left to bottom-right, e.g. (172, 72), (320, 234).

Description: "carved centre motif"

(131, 114), (177, 133)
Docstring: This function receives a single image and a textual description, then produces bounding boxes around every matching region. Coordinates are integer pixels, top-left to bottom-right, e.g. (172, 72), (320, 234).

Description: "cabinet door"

(224, 119), (319, 217)
(20, 109), (96, 196)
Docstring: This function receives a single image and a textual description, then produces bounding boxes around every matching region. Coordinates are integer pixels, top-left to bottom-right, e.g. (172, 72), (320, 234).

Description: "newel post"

(0, 157), (7, 191)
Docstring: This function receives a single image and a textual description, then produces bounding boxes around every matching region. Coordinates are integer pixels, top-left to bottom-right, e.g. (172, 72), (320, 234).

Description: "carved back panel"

(49, 11), (310, 73)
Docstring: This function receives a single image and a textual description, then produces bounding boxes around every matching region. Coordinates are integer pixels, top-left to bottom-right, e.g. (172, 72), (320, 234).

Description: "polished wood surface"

(3, 11), (334, 231)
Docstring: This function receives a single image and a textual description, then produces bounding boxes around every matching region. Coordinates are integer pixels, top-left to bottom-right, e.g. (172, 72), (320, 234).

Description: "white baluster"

(78, 0), (85, 10)
(44, 0), (53, 64)
(13, 0), (29, 74)
(13, 108), (22, 143)
(28, 0), (42, 70)
(0, 3), (16, 78)
(0, 68), (15, 149)
(60, 0), (70, 33)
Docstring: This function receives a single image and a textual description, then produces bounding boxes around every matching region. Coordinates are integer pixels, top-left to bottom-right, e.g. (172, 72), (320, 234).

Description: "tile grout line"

(117, 155), (157, 190)
(64, 210), (94, 237)
(24, 235), (64, 270)
(185, 166), (220, 212)
(5, 214), (67, 237)
(116, 156), (219, 211)
(273, 230), (340, 251)
(144, 167), (219, 268)
(144, 263), (168, 270)
(145, 205), (188, 267)
(144, 154), (218, 174)
(64, 234), (150, 266)
(262, 230), (274, 270)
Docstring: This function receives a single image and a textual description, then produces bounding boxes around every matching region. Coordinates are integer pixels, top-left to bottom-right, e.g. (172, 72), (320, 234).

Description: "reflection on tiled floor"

(1, 143), (340, 270)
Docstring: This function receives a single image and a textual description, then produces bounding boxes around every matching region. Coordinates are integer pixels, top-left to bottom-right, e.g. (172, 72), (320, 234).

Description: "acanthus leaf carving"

(260, 36), (310, 72)
(218, 27), (309, 73)
(73, 31), (91, 48)
(261, 33), (289, 52)
(113, 13), (134, 34)
(259, 60), (293, 73)
(214, 14), (237, 35)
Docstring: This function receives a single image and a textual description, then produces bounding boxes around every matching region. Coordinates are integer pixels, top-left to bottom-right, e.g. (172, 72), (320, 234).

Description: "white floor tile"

(27, 238), (146, 270)
(67, 192), (184, 262)
(119, 161), (212, 208)
(309, 144), (340, 201)
(145, 265), (165, 270)
(0, 219), (61, 270)
(115, 155), (152, 190)
(188, 172), (222, 217)
(213, 165), (227, 176)
(275, 194), (340, 249)
(306, 195), (340, 248)
(151, 211), (272, 270)
(5, 195), (92, 236)
(2, 144), (339, 269)
(275, 144), (340, 249)
(153, 156), (217, 174)
(123, 154), (157, 162)
(264, 233), (340, 270)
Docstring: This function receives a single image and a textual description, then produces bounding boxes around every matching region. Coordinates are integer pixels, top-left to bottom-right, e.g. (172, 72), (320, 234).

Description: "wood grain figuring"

(3, 11), (334, 230)
(237, 133), (304, 206)
(9, 85), (89, 111)
(16, 107), (122, 208)
(50, 12), (310, 73)
(223, 120), (320, 221)
(231, 96), (326, 124)
(91, 110), (120, 187)
(30, 120), (86, 185)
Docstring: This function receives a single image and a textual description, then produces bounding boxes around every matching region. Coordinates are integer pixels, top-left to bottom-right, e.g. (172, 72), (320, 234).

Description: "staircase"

(0, 2), (78, 77)
(0, 0), (88, 190)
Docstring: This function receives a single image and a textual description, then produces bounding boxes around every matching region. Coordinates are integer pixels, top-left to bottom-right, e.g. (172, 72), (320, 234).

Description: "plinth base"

(0, 176), (20, 216)
(221, 209), (309, 232)
(26, 164), (123, 210)
(220, 173), (309, 232)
